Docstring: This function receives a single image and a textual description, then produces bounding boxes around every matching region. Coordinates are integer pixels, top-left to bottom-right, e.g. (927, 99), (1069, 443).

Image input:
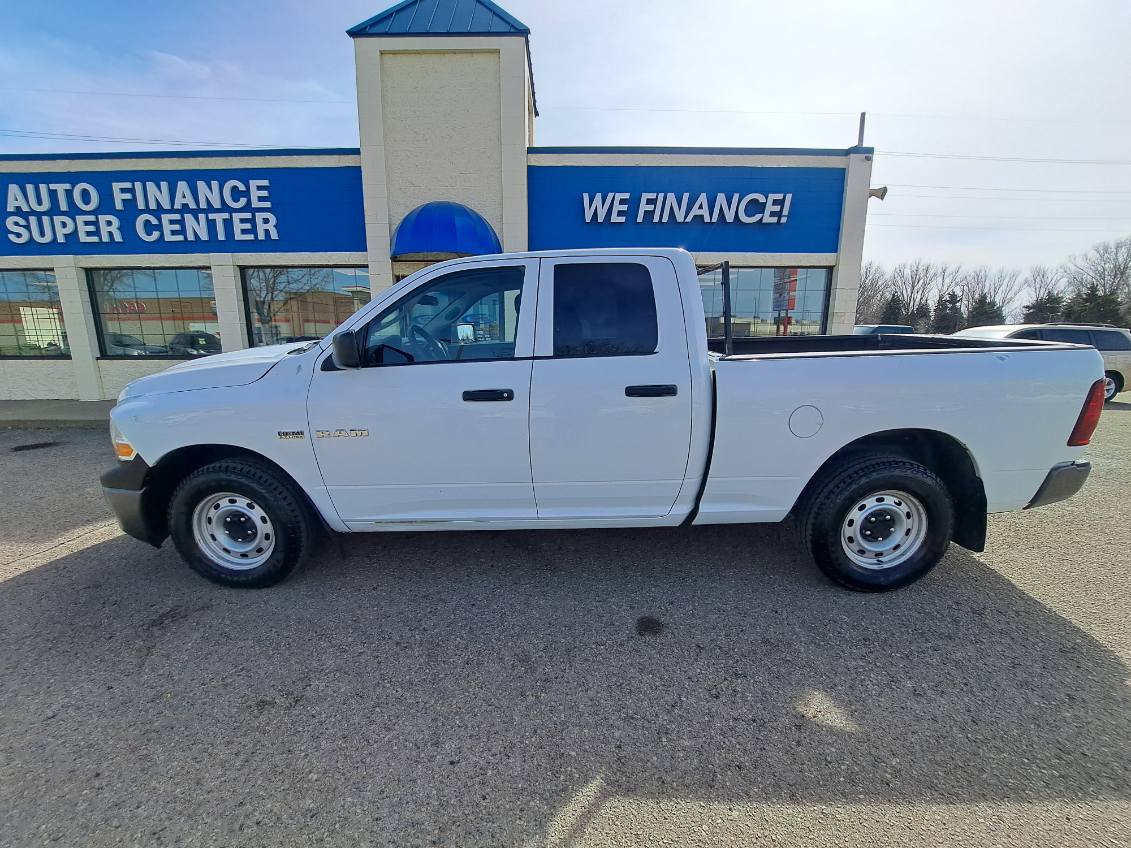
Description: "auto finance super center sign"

(1, 166), (367, 256)
(528, 164), (846, 253)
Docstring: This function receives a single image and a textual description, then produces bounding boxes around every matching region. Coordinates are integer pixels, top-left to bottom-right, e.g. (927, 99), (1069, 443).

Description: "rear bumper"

(1025, 460), (1091, 510)
(100, 457), (164, 547)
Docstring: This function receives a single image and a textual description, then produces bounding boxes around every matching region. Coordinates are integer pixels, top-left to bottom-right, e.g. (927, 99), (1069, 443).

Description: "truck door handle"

(625, 384), (678, 397)
(462, 389), (515, 402)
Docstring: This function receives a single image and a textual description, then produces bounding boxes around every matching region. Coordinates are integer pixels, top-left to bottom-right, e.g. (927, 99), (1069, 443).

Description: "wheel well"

(141, 444), (315, 545)
(795, 429), (988, 552)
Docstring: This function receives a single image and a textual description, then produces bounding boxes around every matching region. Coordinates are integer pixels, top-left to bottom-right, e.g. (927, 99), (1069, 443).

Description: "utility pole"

(857, 111), (866, 147)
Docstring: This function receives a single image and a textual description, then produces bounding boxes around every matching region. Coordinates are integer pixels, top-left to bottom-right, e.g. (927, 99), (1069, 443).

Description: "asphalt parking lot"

(1, 407), (1129, 847)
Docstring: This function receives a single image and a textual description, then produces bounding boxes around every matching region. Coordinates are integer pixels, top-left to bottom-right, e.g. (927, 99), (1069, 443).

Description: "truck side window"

(363, 266), (525, 365)
(552, 263), (658, 357)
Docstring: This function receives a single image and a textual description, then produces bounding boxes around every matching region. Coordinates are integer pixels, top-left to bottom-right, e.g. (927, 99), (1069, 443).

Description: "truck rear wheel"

(167, 458), (314, 587)
(799, 455), (954, 592)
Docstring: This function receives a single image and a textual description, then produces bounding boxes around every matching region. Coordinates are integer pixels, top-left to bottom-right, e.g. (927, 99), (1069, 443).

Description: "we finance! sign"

(1, 166), (366, 256)
(528, 164), (845, 253)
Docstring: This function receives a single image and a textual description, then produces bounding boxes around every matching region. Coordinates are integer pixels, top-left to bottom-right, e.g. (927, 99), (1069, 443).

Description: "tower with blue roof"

(349, 0), (537, 288)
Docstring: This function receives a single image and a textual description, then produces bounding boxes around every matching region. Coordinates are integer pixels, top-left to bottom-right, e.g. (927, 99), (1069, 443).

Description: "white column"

(354, 40), (396, 296)
(827, 151), (874, 333)
(53, 256), (103, 401)
(499, 38), (530, 251)
(209, 254), (249, 351)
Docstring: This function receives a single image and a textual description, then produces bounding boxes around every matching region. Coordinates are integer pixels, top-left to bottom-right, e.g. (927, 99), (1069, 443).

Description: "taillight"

(1067, 379), (1106, 446)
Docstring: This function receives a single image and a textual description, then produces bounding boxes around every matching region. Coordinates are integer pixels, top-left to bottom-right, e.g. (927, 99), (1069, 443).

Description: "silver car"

(955, 324), (1131, 401)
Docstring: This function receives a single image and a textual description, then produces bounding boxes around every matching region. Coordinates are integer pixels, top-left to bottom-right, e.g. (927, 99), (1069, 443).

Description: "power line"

(872, 212), (1131, 221)
(871, 223), (1131, 232)
(0, 87), (354, 105)
(878, 150), (1131, 165)
(889, 192), (1131, 204)
(886, 182), (1131, 195)
(550, 104), (1131, 125)
(0, 128), (309, 149)
(5, 89), (1128, 125)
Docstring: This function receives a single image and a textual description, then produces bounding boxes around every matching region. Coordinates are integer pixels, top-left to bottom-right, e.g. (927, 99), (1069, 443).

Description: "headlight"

(110, 420), (137, 461)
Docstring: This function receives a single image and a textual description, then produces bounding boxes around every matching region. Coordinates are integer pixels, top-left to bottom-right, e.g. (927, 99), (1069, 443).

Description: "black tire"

(1104, 371), (1123, 402)
(167, 458), (315, 587)
(798, 455), (954, 592)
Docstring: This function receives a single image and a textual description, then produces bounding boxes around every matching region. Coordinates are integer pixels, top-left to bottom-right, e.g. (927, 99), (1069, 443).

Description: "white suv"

(956, 324), (1131, 401)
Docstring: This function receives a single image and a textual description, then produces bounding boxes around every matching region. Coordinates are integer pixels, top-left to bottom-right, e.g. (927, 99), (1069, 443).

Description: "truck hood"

(117, 342), (317, 401)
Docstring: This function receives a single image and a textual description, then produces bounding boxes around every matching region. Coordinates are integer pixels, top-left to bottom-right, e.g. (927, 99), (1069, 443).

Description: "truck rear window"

(552, 263), (658, 357)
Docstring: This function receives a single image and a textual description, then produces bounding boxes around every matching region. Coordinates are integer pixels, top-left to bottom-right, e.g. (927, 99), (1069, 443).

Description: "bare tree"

(1064, 236), (1131, 304)
(244, 267), (330, 344)
(888, 260), (939, 319)
(958, 266), (1024, 318)
(1023, 265), (1066, 302)
(855, 260), (889, 323)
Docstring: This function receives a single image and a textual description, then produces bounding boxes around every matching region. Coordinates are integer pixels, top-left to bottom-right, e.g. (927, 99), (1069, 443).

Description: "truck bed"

(707, 333), (1063, 357)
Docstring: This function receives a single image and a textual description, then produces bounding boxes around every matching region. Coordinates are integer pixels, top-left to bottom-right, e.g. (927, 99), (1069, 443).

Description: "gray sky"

(3, 0), (1129, 270)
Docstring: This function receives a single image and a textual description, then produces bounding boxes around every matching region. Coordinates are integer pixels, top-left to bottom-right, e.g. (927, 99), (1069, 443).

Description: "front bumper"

(100, 456), (163, 547)
(1025, 460), (1092, 510)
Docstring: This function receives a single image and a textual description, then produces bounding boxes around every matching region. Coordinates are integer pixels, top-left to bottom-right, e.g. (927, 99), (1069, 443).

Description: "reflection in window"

(0, 270), (68, 357)
(699, 267), (831, 337)
(365, 266), (524, 365)
(89, 268), (217, 357)
(243, 267), (370, 347)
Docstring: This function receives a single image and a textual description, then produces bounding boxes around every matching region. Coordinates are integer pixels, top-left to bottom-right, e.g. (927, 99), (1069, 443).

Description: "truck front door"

(529, 256), (694, 518)
(308, 259), (538, 524)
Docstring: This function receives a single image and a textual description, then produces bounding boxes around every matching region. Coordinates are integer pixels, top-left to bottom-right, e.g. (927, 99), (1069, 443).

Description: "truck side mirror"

(331, 330), (361, 369)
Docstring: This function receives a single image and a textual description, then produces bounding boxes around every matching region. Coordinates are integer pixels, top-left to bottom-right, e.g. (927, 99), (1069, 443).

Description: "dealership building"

(0, 0), (873, 401)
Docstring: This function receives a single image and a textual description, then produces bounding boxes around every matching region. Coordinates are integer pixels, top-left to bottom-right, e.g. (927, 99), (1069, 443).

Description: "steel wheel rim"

(192, 491), (275, 570)
(840, 489), (928, 570)
(1104, 376), (1117, 401)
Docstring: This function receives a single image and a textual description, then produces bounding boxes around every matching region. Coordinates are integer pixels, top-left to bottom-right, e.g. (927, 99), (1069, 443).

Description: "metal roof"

(348, 0), (530, 37)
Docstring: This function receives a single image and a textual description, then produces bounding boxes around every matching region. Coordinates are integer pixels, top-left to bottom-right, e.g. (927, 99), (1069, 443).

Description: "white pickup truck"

(102, 248), (1105, 591)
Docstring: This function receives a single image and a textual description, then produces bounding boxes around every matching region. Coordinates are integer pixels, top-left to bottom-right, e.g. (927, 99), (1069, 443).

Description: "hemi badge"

(277, 430), (306, 440)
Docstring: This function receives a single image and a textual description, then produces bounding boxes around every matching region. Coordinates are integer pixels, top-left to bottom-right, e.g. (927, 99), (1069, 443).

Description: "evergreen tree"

(966, 293), (1005, 327)
(1063, 283), (1125, 325)
(1021, 292), (1065, 324)
(909, 301), (931, 332)
(930, 290), (964, 334)
(880, 292), (905, 325)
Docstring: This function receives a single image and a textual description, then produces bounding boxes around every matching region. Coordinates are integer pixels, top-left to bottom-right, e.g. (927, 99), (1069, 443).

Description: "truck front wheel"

(167, 458), (315, 587)
(799, 455), (954, 591)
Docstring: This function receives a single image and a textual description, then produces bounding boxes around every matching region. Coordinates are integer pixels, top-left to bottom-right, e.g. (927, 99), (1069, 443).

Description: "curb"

(2, 419), (109, 430)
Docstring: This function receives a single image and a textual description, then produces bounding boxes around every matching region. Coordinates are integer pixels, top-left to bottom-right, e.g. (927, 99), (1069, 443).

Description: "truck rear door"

(529, 256), (694, 518)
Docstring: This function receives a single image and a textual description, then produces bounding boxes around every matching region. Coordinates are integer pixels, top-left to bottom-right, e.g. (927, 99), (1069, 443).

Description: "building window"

(0, 270), (68, 357)
(88, 269), (219, 357)
(699, 267), (831, 337)
(242, 267), (370, 347)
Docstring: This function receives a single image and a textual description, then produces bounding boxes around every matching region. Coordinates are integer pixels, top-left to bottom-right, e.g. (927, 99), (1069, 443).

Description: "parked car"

(104, 333), (167, 356)
(854, 324), (916, 335)
(955, 324), (1131, 401)
(168, 332), (222, 357)
(103, 249), (1103, 592)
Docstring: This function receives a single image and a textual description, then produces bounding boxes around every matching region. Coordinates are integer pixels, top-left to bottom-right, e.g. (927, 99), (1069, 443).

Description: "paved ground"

(1, 407), (1129, 847)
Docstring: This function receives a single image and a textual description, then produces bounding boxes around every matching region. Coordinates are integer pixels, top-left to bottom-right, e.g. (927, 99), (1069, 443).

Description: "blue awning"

(391, 201), (502, 259)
